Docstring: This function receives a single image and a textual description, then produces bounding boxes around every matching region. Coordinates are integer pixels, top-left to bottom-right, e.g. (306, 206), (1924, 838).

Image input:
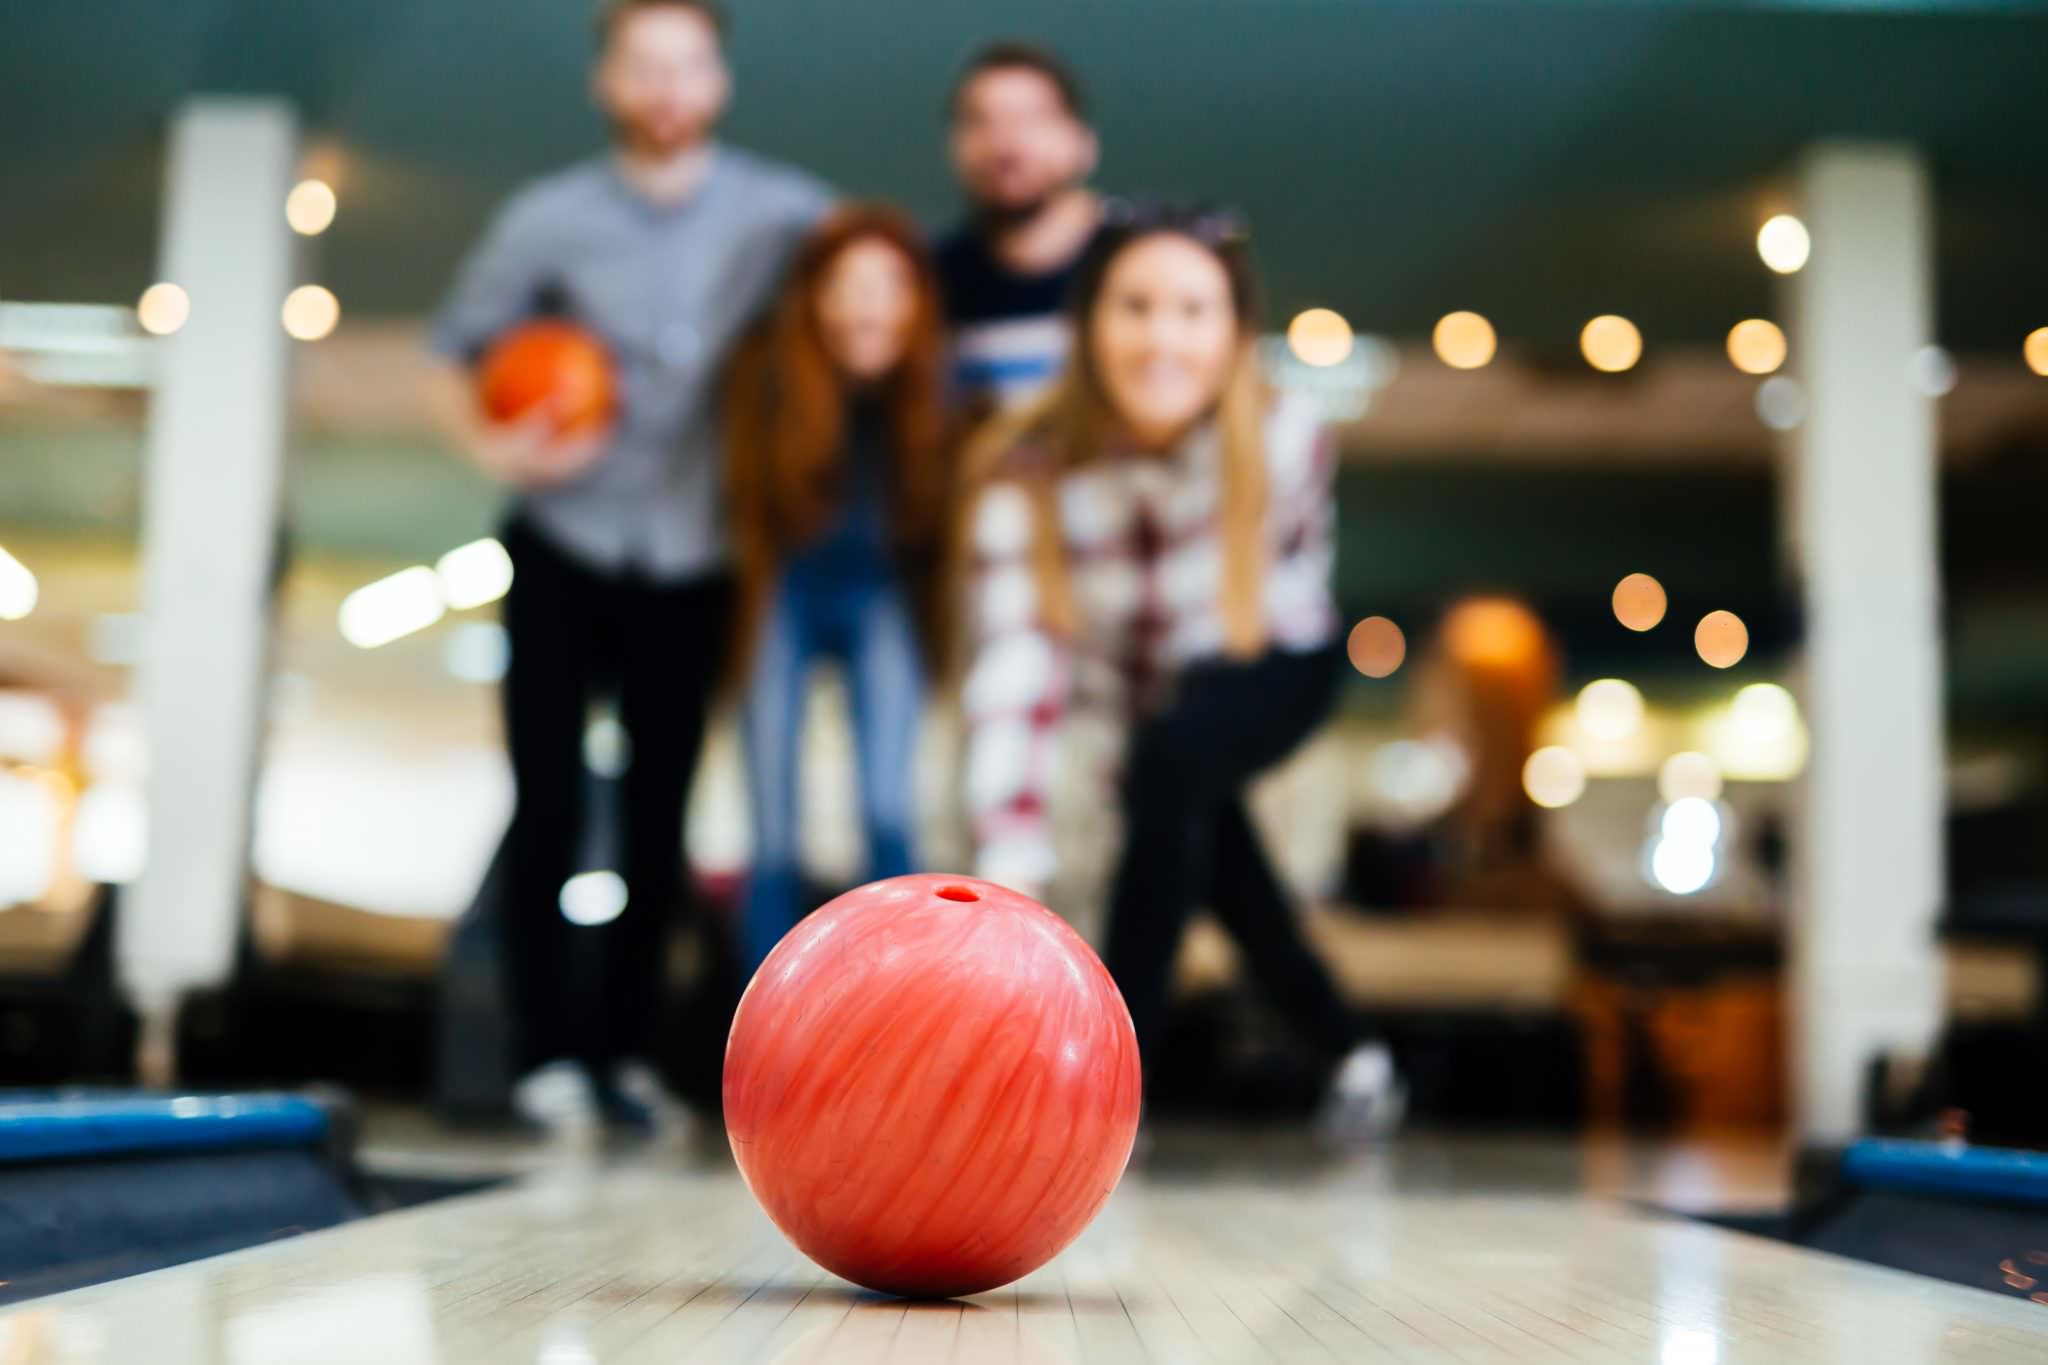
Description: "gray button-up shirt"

(429, 146), (833, 580)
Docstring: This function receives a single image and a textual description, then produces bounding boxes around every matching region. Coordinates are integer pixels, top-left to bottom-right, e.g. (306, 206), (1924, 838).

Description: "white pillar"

(1781, 142), (1945, 1141)
(126, 98), (298, 1074)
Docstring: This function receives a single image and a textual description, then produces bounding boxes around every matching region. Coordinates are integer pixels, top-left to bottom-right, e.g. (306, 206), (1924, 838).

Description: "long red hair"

(724, 204), (951, 666)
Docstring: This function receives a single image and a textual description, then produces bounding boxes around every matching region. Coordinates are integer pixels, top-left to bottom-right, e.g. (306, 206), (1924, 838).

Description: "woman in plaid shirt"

(957, 203), (1401, 1133)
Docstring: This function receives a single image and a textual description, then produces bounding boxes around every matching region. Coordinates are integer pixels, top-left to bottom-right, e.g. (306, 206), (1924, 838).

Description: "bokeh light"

(1369, 737), (1470, 823)
(338, 566), (444, 649)
(560, 870), (628, 926)
(72, 784), (147, 885)
(1755, 376), (1807, 431)
(0, 545), (38, 621)
(1611, 573), (1667, 632)
(1287, 308), (1355, 368)
(82, 704), (146, 785)
(281, 284), (340, 341)
(1702, 690), (1808, 781)
(1522, 746), (1587, 809)
(1347, 616), (1406, 679)
(1661, 796), (1723, 847)
(1732, 682), (1799, 741)
(1576, 678), (1644, 741)
(1650, 838), (1715, 895)
(0, 772), (61, 906)
(1432, 311), (1497, 370)
(0, 696), (64, 768)
(2026, 327), (2048, 377)
(435, 538), (514, 610)
(1757, 214), (1811, 274)
(1580, 315), (1642, 373)
(1694, 611), (1749, 669)
(1910, 345), (1956, 397)
(443, 622), (510, 685)
(1658, 751), (1723, 803)
(136, 282), (190, 337)
(285, 178), (337, 236)
(1441, 597), (1547, 671)
(1726, 319), (1786, 375)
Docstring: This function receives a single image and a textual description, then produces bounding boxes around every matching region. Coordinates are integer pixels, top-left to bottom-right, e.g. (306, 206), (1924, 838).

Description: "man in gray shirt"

(424, 0), (830, 1137)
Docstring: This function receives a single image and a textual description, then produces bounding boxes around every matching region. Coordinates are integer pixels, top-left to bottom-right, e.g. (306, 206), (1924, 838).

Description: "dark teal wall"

(6, 1), (2048, 346)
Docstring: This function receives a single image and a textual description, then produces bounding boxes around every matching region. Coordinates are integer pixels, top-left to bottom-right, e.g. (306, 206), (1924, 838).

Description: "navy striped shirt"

(934, 225), (1099, 412)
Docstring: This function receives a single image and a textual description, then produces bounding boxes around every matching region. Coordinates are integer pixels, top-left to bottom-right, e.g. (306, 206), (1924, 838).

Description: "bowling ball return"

(1697, 1136), (2048, 1306)
(0, 1090), (494, 1304)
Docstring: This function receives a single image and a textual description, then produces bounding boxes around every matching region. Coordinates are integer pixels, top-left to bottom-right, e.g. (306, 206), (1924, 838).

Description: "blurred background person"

(937, 42), (1104, 416)
(421, 0), (831, 1136)
(723, 207), (952, 972)
(921, 41), (1105, 922)
(957, 203), (1402, 1135)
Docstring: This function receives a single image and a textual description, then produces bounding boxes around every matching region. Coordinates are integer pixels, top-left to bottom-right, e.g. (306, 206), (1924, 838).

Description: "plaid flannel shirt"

(962, 393), (1340, 888)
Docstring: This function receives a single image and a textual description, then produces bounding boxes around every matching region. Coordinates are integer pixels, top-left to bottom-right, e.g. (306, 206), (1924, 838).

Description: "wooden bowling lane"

(7, 1141), (2048, 1364)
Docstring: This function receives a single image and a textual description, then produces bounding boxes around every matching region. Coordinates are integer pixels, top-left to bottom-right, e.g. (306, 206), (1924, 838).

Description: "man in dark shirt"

(423, 0), (829, 1138)
(935, 43), (1105, 413)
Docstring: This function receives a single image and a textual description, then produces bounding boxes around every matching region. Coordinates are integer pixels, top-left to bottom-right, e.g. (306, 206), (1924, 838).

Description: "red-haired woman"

(724, 205), (951, 971)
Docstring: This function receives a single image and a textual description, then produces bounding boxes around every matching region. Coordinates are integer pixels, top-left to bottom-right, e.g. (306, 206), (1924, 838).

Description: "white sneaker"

(512, 1060), (600, 1141)
(1319, 1043), (1407, 1143)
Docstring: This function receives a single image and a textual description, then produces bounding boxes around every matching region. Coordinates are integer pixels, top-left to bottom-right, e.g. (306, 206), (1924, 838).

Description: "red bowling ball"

(723, 874), (1143, 1299)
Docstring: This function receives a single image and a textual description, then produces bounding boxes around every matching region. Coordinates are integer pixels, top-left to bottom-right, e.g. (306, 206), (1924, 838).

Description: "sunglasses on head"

(1098, 197), (1250, 250)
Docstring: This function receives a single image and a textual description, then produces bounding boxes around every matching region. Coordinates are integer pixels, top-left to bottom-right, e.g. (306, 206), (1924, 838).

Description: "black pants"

(1103, 642), (1361, 1074)
(498, 520), (733, 1073)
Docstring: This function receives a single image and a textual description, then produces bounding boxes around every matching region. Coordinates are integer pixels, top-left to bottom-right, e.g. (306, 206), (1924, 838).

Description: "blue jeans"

(741, 572), (923, 970)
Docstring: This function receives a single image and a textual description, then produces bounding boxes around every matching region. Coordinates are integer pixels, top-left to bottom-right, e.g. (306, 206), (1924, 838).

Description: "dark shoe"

(597, 1060), (687, 1136)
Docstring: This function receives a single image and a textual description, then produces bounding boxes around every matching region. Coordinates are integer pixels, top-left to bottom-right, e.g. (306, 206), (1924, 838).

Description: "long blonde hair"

(957, 213), (1272, 661)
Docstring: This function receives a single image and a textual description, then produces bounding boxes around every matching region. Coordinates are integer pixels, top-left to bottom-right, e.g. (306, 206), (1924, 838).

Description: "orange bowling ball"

(476, 320), (616, 440)
(724, 874), (1142, 1299)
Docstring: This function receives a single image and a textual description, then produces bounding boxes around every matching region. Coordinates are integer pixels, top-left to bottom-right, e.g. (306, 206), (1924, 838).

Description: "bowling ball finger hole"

(935, 885), (980, 903)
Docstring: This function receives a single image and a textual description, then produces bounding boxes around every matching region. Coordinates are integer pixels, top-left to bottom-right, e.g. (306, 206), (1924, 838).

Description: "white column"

(1781, 142), (1945, 1141)
(125, 98), (298, 1078)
